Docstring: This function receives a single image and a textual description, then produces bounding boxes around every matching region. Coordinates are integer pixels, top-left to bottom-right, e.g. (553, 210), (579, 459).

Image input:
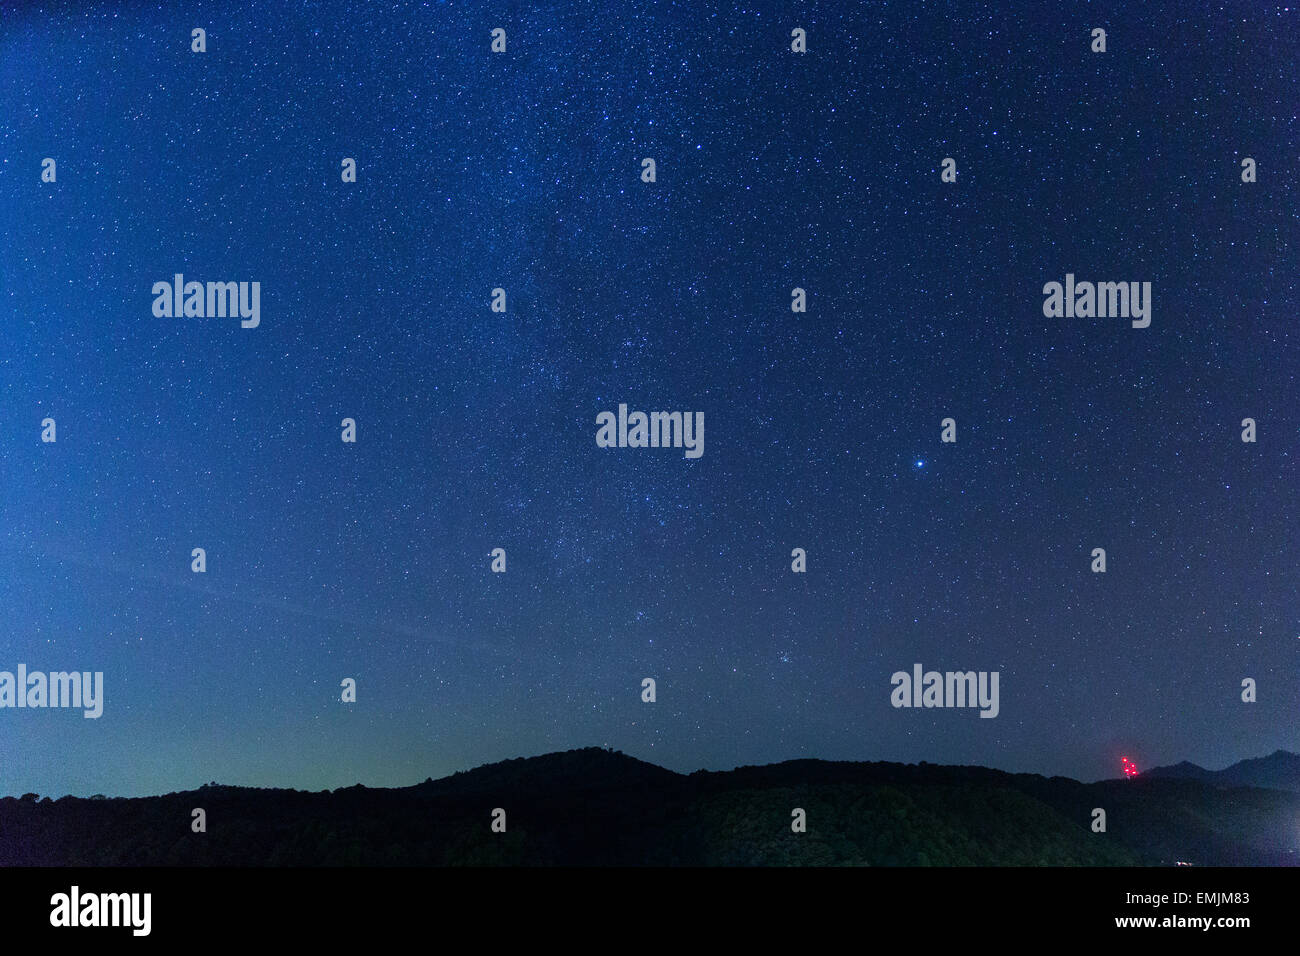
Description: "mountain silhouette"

(2, 747), (1297, 866)
(420, 746), (682, 797)
(1146, 750), (1300, 793)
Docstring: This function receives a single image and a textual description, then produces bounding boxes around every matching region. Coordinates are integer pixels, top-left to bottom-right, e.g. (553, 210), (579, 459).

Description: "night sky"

(1, 0), (1296, 798)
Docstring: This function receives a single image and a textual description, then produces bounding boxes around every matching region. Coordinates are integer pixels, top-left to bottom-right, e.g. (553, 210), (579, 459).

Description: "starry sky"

(1, 0), (1296, 798)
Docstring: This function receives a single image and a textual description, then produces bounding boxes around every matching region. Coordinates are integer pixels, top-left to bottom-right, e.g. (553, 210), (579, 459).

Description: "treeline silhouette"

(3, 748), (1297, 866)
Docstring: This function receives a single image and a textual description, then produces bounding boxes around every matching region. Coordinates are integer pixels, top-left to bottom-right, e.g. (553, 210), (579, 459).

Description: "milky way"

(0, 0), (1296, 796)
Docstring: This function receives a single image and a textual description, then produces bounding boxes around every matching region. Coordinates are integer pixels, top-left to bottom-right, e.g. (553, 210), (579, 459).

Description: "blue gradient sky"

(1, 0), (1296, 796)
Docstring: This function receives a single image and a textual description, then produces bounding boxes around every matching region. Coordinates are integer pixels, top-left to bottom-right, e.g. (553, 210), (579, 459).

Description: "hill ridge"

(4, 748), (1299, 866)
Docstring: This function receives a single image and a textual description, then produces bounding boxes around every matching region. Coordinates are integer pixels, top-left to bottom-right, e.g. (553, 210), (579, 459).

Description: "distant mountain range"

(1146, 749), (1300, 793)
(3, 747), (1298, 866)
